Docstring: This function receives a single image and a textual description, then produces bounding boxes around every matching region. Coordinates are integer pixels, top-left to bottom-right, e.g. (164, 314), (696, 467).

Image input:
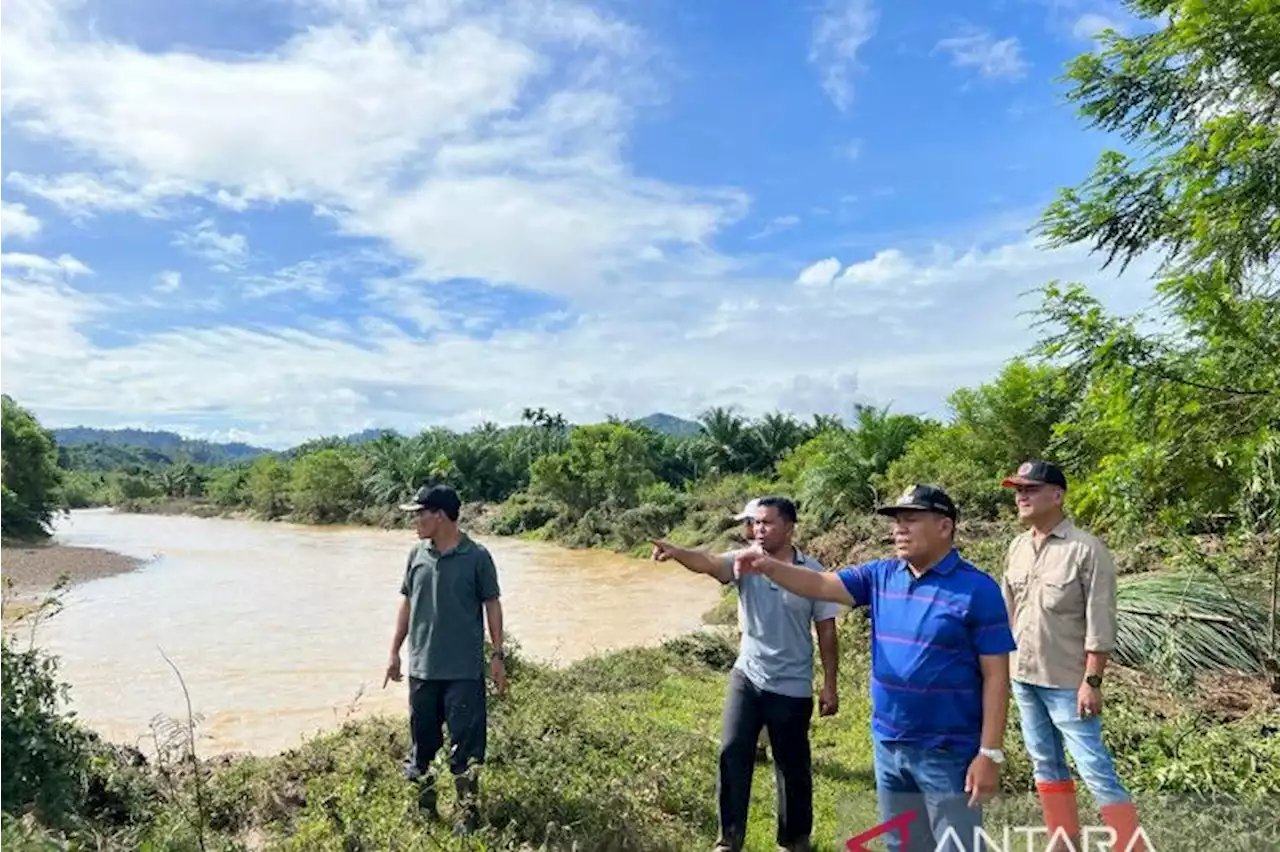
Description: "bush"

(489, 491), (560, 536)
(1, 626), (89, 826)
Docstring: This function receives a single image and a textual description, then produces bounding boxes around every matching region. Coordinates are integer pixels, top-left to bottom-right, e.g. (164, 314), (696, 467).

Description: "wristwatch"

(1085, 674), (1103, 689)
(491, 648), (505, 660)
(979, 747), (1005, 765)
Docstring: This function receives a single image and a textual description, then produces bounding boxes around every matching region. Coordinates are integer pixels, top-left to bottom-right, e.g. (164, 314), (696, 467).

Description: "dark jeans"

(403, 677), (487, 782)
(718, 668), (814, 848)
(873, 740), (983, 852)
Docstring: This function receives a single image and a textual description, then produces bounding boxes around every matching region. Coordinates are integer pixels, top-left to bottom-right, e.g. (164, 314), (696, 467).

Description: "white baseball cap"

(733, 498), (760, 521)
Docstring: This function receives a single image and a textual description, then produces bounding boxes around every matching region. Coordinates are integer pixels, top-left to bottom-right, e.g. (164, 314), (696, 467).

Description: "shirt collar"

(1048, 519), (1074, 539)
(899, 547), (960, 577)
(428, 532), (473, 557)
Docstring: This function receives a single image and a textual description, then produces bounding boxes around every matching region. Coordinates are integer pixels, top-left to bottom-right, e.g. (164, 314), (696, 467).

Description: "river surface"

(35, 509), (722, 756)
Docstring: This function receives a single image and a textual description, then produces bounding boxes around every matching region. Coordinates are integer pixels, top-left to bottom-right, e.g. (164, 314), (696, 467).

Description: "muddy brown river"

(35, 510), (722, 756)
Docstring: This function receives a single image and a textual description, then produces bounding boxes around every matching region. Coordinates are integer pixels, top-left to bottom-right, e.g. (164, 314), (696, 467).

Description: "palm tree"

(753, 412), (807, 470)
(696, 406), (756, 475)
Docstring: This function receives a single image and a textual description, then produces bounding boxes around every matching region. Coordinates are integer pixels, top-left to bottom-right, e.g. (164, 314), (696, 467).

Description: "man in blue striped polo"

(735, 484), (1016, 852)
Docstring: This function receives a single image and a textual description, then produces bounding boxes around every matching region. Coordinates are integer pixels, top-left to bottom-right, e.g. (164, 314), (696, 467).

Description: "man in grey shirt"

(385, 484), (506, 836)
(652, 496), (841, 852)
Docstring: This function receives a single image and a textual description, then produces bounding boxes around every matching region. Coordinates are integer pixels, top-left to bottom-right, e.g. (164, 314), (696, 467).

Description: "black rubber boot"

(452, 773), (479, 836)
(416, 777), (438, 819)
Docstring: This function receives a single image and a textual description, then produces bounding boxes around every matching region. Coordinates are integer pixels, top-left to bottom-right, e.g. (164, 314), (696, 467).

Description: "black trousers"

(403, 677), (487, 781)
(718, 668), (814, 848)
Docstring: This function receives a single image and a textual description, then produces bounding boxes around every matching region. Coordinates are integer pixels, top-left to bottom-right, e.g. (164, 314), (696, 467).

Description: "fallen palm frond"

(1114, 573), (1270, 676)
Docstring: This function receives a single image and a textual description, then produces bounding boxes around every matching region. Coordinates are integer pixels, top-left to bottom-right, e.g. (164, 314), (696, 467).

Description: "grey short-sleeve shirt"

(723, 547), (843, 698)
(400, 533), (500, 681)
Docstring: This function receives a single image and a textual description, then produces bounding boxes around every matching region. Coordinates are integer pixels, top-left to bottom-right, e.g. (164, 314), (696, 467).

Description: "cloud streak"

(935, 28), (1030, 81)
(1, 201), (42, 241)
(810, 0), (878, 112)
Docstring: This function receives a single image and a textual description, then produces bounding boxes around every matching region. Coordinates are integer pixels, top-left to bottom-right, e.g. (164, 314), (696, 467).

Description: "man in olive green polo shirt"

(1001, 461), (1146, 852)
(384, 484), (506, 836)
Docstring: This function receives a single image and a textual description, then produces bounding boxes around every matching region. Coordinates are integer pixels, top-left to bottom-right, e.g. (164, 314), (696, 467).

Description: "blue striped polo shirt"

(836, 549), (1016, 751)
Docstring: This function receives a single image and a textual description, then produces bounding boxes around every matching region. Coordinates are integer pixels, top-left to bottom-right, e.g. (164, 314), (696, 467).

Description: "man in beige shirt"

(1001, 460), (1146, 852)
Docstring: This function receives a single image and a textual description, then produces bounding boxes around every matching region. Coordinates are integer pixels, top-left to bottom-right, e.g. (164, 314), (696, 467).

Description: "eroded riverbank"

(2, 542), (144, 591)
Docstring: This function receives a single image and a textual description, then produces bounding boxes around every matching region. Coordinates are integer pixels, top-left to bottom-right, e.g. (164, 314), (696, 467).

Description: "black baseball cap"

(1001, 460), (1068, 490)
(399, 484), (462, 516)
(876, 484), (958, 521)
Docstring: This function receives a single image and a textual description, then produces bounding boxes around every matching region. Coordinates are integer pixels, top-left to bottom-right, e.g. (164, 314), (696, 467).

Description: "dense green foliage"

(1, 623), (87, 824)
(2, 396), (65, 541)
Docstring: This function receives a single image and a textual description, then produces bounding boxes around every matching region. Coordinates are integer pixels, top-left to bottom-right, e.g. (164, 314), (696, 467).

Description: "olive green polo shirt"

(400, 533), (501, 681)
(1002, 519), (1118, 689)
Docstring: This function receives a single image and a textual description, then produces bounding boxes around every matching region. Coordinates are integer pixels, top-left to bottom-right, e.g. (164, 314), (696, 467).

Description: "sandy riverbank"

(2, 542), (144, 620)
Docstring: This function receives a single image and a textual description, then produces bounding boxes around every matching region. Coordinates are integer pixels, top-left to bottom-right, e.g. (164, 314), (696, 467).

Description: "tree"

(1, 396), (63, 540)
(696, 407), (759, 475)
(881, 361), (1072, 520)
(1033, 0), (1280, 536)
(530, 424), (655, 515)
(780, 404), (934, 524)
(752, 412), (809, 471)
(290, 450), (361, 524)
(246, 456), (291, 519)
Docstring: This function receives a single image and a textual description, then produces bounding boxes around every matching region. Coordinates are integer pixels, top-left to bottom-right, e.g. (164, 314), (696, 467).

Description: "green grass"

(7, 611), (1277, 852)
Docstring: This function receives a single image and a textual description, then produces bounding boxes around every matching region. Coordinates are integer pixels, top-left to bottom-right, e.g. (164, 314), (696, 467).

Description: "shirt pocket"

(1039, 567), (1081, 614)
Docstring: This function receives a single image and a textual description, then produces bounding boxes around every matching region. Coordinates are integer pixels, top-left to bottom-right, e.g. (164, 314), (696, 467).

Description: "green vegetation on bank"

(4, 590), (1278, 851)
(2, 1), (1278, 849)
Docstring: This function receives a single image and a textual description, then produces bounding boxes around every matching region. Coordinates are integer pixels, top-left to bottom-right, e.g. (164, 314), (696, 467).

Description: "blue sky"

(1, 0), (1158, 448)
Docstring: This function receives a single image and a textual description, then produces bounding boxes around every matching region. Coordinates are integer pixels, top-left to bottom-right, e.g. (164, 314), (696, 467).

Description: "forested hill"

(636, 413), (701, 437)
(52, 427), (270, 468)
(50, 413), (701, 471)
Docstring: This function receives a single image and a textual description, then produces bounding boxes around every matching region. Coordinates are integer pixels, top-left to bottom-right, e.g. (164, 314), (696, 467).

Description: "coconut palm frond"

(1113, 573), (1270, 676)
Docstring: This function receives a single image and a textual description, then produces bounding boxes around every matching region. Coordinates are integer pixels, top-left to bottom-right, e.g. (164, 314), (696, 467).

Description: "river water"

(35, 509), (723, 757)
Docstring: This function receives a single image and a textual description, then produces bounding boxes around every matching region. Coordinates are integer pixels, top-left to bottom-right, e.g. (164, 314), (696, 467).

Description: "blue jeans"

(1012, 681), (1131, 806)
(873, 740), (984, 852)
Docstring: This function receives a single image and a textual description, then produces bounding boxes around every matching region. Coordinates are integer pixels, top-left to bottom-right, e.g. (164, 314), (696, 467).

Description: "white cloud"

(749, 215), (801, 241)
(173, 220), (249, 271)
(1, 201), (41, 241)
(1, 251), (93, 279)
(795, 257), (841, 289)
(810, 0), (878, 112)
(242, 259), (341, 300)
(935, 28), (1030, 81)
(1072, 12), (1127, 40)
(0, 0), (738, 297)
(155, 270), (182, 293)
(1, 255), (103, 382)
(5, 171), (189, 218)
(0, 227), (1158, 447)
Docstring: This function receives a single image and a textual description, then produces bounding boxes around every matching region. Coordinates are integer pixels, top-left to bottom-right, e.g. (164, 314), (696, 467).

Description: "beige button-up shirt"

(1002, 519), (1118, 689)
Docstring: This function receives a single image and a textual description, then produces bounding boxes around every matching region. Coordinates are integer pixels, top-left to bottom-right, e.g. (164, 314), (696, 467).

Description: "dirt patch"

(2, 542), (145, 621)
(1110, 665), (1280, 722)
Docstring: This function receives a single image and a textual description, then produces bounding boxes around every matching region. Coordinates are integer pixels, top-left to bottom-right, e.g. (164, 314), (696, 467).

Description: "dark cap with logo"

(399, 484), (462, 516)
(1001, 460), (1068, 490)
(876, 484), (958, 521)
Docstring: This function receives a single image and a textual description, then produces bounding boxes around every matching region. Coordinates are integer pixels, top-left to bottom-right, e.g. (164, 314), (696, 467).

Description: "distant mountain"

(52, 427), (270, 466)
(636, 412), (702, 437)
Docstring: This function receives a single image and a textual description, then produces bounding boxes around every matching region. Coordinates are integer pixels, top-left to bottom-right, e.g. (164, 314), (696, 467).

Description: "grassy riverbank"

(3, 611), (1278, 852)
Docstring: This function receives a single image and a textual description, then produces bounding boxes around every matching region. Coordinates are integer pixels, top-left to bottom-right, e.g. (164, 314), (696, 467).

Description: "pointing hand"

(650, 539), (677, 562)
(734, 546), (769, 578)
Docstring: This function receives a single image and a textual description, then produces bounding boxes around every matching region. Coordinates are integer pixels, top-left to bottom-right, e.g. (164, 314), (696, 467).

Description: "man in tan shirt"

(1001, 460), (1146, 852)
